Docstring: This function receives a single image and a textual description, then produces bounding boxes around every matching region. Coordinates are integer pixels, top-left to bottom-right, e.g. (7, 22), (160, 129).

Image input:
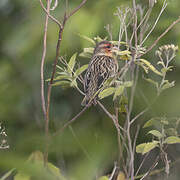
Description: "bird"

(81, 41), (119, 106)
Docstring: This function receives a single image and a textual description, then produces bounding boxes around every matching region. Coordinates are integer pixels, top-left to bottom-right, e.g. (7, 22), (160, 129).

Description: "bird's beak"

(112, 45), (119, 54)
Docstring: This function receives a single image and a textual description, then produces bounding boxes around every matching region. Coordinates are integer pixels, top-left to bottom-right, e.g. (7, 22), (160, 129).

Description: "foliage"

(0, 0), (180, 180)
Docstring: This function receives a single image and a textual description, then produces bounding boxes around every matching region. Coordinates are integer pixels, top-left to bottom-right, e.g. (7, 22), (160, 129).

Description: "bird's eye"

(105, 44), (111, 48)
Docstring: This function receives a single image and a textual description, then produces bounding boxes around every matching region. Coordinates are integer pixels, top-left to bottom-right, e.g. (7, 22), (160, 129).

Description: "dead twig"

(141, 16), (180, 57)
(39, 0), (88, 164)
(39, 0), (62, 28)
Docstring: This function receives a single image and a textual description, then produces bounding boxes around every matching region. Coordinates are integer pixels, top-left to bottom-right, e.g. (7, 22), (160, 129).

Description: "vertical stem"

(40, 0), (50, 165)
(44, 24), (65, 163)
(41, 0), (50, 120)
(115, 107), (121, 164)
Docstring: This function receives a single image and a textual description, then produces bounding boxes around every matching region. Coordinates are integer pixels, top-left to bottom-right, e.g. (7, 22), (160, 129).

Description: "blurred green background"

(0, 0), (180, 179)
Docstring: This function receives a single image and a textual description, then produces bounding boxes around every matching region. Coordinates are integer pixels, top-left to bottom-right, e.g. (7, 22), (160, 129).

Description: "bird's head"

(93, 41), (118, 57)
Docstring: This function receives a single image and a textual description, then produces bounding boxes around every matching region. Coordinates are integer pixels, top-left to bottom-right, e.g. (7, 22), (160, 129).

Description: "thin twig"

(132, 125), (140, 156)
(135, 158), (180, 179)
(131, 95), (158, 125)
(40, 0), (50, 120)
(128, 64), (139, 116)
(129, 0), (138, 48)
(41, 0), (51, 165)
(40, 0), (88, 164)
(45, 23), (65, 161)
(135, 152), (151, 177)
(115, 107), (121, 164)
(140, 155), (160, 180)
(140, 0), (167, 46)
(39, 0), (62, 28)
(141, 16), (180, 56)
(53, 106), (88, 137)
(109, 162), (117, 180)
(97, 101), (125, 132)
(130, 107), (148, 125)
(66, 0), (88, 19)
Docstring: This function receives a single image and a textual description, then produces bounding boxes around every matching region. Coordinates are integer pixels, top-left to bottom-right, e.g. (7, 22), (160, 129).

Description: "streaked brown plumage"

(81, 41), (118, 106)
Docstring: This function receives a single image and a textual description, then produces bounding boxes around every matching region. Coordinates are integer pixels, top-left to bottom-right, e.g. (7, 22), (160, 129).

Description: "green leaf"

(143, 77), (159, 89)
(103, 77), (115, 86)
(98, 87), (115, 99)
(119, 95), (128, 114)
(83, 47), (94, 54)
(164, 136), (180, 144)
(112, 49), (131, 60)
(47, 162), (66, 180)
(54, 75), (72, 81)
(123, 81), (133, 87)
(143, 119), (157, 128)
(161, 66), (174, 74)
(70, 79), (77, 87)
(113, 85), (124, 100)
(137, 59), (163, 76)
(136, 141), (158, 155)
(79, 48), (94, 58)
(117, 172), (126, 180)
(67, 53), (77, 73)
(79, 52), (92, 58)
(77, 34), (95, 45)
(52, 80), (70, 87)
(97, 176), (109, 180)
(74, 64), (88, 77)
(117, 50), (131, 56)
(0, 169), (15, 180)
(161, 81), (175, 91)
(148, 130), (163, 138)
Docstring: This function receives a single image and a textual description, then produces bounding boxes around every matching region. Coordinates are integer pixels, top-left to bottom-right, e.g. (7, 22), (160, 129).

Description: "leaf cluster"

(136, 117), (180, 155)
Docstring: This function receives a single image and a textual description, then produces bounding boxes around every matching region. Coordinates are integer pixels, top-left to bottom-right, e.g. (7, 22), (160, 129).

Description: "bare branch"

(39, 0), (62, 28)
(135, 152), (151, 177)
(140, 0), (167, 46)
(66, 0), (88, 19)
(50, 0), (58, 10)
(97, 101), (125, 132)
(140, 155), (160, 180)
(142, 16), (180, 56)
(40, 0), (50, 119)
(130, 108), (148, 125)
(132, 125), (140, 155)
(40, 0), (51, 165)
(109, 162), (118, 180)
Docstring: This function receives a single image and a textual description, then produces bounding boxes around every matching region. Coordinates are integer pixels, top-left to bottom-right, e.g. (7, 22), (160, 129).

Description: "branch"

(139, 155), (160, 180)
(53, 106), (88, 137)
(39, 0), (62, 28)
(40, 0), (50, 119)
(66, 0), (88, 19)
(130, 107), (148, 125)
(140, 0), (167, 46)
(39, 0), (88, 164)
(97, 101), (125, 132)
(141, 16), (180, 56)
(40, 0), (51, 165)
(135, 152), (151, 177)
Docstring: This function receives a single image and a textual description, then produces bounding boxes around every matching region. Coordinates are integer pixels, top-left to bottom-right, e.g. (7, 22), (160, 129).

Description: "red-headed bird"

(82, 41), (118, 106)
